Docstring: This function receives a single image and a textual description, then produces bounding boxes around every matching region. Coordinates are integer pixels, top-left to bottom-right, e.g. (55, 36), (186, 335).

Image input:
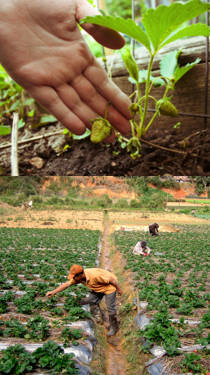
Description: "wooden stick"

(11, 113), (19, 176)
(0, 130), (63, 151)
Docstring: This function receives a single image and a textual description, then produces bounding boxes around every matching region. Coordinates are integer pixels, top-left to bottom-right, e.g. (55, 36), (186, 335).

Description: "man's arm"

(109, 277), (122, 295)
(46, 280), (73, 297)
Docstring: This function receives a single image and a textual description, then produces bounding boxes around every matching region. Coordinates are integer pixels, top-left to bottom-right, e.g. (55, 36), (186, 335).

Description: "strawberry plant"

(0, 342), (79, 375)
(32, 340), (78, 374)
(0, 296), (8, 314)
(141, 308), (181, 355)
(0, 344), (36, 374)
(81, 0), (210, 158)
(114, 224), (210, 371)
(181, 352), (203, 373)
(201, 311), (210, 328)
(3, 319), (28, 338)
(67, 307), (91, 322)
(25, 315), (50, 341)
(61, 327), (83, 347)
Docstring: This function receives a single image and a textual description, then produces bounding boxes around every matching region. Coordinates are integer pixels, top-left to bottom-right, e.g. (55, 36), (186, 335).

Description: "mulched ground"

(1, 125), (209, 176)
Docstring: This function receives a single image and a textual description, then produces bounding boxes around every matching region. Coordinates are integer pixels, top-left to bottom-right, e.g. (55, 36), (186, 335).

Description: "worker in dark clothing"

(149, 223), (159, 236)
(46, 264), (122, 337)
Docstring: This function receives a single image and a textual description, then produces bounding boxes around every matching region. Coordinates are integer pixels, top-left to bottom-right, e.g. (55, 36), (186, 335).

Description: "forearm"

(109, 278), (122, 293)
(49, 281), (71, 295)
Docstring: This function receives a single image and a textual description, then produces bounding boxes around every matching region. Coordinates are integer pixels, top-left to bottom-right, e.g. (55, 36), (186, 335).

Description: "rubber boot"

(107, 314), (119, 336)
(90, 304), (104, 324)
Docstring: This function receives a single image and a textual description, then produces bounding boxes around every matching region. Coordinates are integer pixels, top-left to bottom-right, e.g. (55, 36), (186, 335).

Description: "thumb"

(76, 0), (125, 49)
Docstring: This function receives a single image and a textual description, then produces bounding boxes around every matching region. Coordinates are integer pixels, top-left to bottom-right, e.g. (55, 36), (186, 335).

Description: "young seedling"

(81, 0), (210, 158)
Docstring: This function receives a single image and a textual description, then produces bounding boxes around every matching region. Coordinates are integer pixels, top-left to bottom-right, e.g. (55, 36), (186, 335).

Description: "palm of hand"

(0, 0), (131, 136)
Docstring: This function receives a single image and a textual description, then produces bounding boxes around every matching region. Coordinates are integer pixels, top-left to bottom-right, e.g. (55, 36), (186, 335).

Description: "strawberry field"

(0, 227), (101, 375)
(114, 224), (210, 374)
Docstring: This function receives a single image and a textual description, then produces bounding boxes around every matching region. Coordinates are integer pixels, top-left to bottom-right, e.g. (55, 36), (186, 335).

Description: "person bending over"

(46, 264), (122, 336)
(149, 223), (159, 236)
(133, 240), (151, 256)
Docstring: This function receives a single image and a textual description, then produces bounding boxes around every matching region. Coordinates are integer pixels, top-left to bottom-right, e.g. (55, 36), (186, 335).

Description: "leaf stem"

(144, 111), (159, 134)
(136, 81), (143, 120)
(140, 54), (155, 132)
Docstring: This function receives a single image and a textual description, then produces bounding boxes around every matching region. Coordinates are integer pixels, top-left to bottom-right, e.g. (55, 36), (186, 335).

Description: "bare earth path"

(100, 212), (128, 375)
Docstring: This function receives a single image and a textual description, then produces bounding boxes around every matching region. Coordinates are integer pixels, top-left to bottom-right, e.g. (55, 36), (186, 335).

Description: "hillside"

(0, 177), (209, 209)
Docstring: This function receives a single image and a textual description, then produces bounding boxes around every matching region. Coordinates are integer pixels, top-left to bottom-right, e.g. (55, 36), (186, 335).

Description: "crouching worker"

(133, 240), (151, 256)
(46, 264), (122, 337)
(149, 222), (159, 236)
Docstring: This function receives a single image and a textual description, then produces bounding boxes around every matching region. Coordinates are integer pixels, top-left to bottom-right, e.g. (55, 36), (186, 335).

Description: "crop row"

(114, 224), (210, 374)
(0, 227), (101, 374)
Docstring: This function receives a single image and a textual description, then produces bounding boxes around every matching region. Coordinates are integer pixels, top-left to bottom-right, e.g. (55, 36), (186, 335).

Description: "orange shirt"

(67, 268), (118, 295)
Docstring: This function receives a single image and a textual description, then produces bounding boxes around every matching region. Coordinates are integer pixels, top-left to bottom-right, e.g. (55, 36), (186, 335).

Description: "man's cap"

(68, 264), (83, 281)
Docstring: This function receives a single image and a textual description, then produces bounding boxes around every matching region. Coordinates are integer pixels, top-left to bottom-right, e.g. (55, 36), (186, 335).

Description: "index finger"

(84, 61), (131, 120)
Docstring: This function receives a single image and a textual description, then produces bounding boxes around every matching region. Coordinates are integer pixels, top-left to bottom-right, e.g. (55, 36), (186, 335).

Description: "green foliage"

(0, 65), (59, 135)
(114, 223), (210, 364)
(33, 341), (78, 374)
(0, 342), (78, 375)
(0, 227), (100, 373)
(0, 344), (36, 374)
(0, 177), (42, 207)
(106, 0), (133, 19)
(181, 352), (203, 373)
(82, 1), (209, 53)
(0, 296), (8, 313)
(146, 176), (180, 190)
(142, 308), (181, 355)
(201, 311), (210, 328)
(81, 0), (209, 157)
(3, 319), (27, 338)
(26, 315), (50, 341)
(61, 327), (83, 346)
(192, 176), (210, 195)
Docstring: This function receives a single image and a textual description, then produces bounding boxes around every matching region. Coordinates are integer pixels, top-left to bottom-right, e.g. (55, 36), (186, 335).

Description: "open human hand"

(0, 0), (131, 139)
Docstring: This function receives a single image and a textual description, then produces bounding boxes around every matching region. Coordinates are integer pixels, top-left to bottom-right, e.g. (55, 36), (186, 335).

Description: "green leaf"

(18, 119), (25, 129)
(28, 110), (35, 118)
(142, 0), (210, 51)
(160, 50), (182, 80)
(80, 15), (151, 52)
(0, 125), (11, 136)
(73, 128), (91, 140)
(24, 98), (35, 106)
(174, 58), (201, 83)
(160, 23), (210, 48)
(160, 50), (201, 85)
(129, 70), (165, 86)
(40, 115), (57, 124)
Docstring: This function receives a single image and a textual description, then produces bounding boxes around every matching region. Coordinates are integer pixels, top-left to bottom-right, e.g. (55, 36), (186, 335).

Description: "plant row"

(114, 224), (210, 373)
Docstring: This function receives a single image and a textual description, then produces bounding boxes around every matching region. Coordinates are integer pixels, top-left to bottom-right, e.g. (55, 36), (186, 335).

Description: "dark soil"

(1, 126), (210, 176)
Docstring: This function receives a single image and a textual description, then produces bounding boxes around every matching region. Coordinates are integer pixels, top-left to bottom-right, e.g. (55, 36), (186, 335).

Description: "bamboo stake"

(11, 112), (19, 176)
